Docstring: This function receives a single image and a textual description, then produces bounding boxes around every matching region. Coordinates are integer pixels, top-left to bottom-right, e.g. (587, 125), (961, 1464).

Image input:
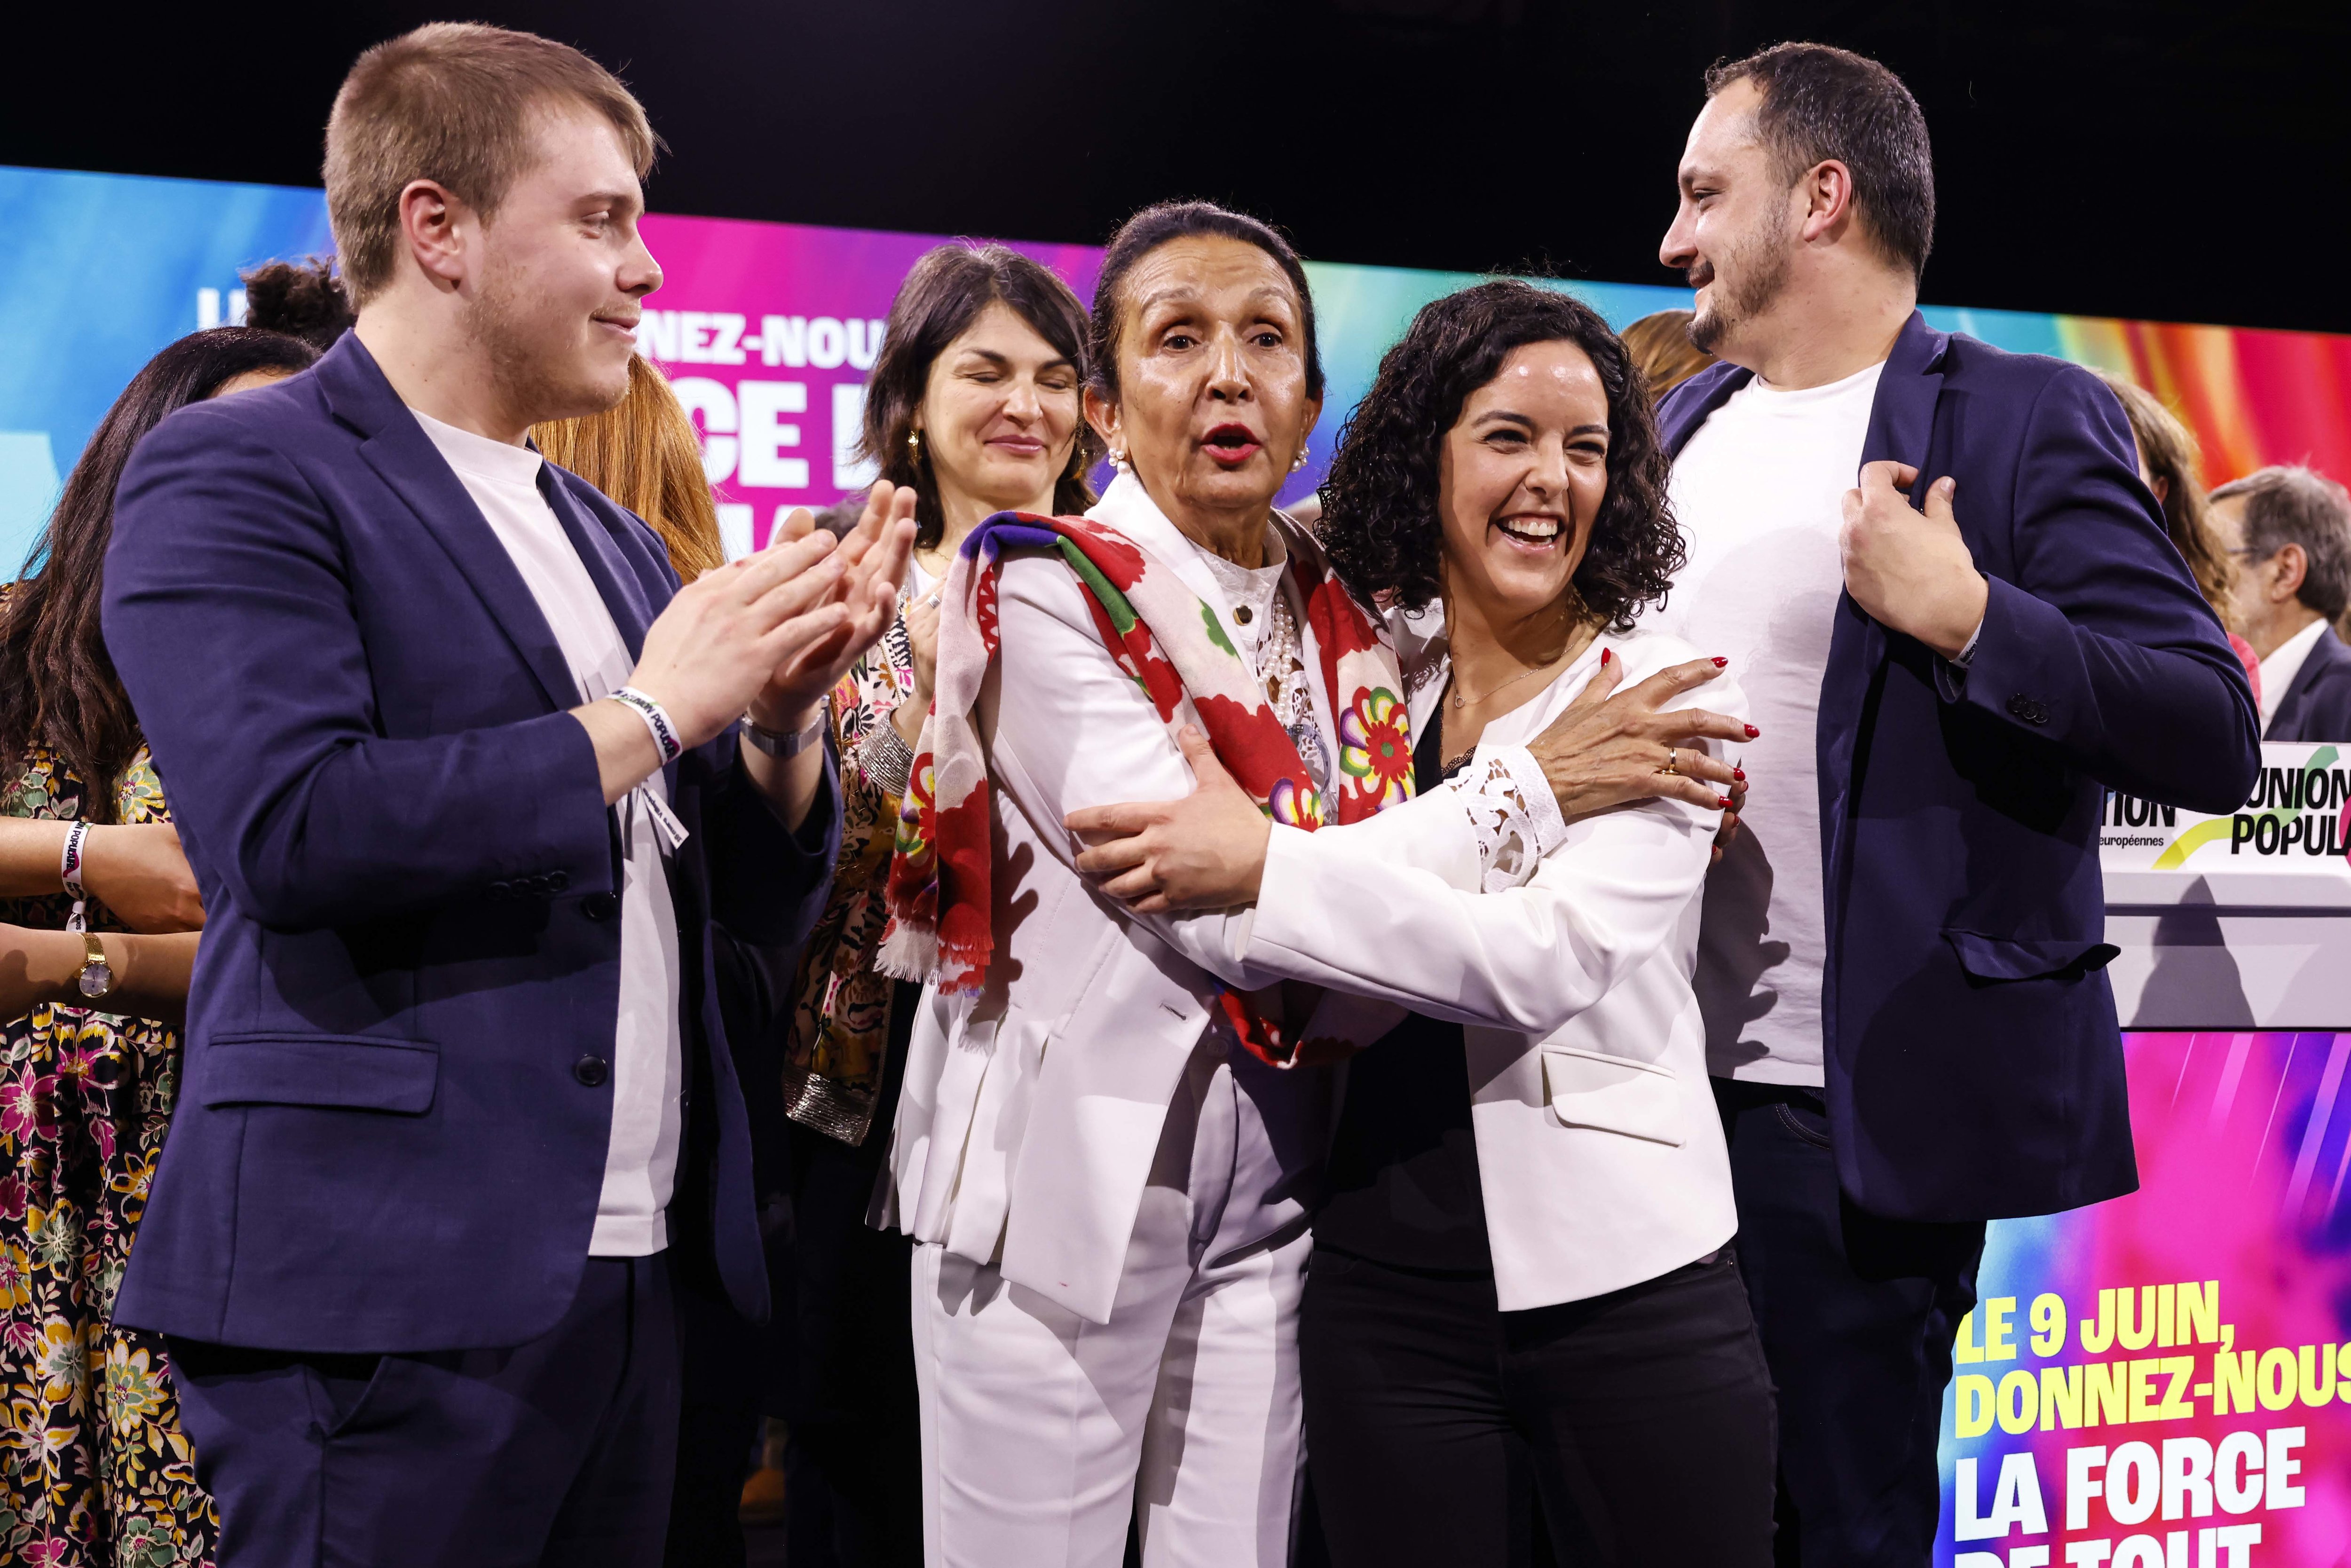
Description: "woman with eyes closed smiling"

(770, 242), (1099, 1568)
(1066, 281), (1777, 1566)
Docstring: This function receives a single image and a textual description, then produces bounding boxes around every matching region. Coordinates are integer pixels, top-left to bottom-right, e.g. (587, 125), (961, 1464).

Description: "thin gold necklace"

(1450, 662), (1552, 710)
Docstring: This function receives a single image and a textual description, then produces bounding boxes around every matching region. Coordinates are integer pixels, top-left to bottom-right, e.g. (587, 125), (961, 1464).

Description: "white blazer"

(1243, 612), (1746, 1311)
(887, 474), (1386, 1325)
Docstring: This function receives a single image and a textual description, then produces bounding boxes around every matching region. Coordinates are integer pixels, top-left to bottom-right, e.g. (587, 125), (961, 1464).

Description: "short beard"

(463, 255), (627, 426)
(1688, 214), (1795, 356)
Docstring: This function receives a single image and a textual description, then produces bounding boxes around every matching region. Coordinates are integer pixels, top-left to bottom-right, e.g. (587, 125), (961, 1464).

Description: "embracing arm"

(1247, 781), (1718, 1034)
(1943, 371), (2260, 810)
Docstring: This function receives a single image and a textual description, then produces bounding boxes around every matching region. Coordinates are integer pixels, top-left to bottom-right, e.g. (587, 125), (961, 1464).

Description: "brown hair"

(1620, 310), (1718, 402)
(324, 23), (658, 307)
(860, 244), (1100, 549)
(2093, 371), (2233, 617)
(535, 355), (726, 582)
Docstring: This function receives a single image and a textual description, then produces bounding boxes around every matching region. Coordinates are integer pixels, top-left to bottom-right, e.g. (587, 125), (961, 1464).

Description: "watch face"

(79, 961), (112, 999)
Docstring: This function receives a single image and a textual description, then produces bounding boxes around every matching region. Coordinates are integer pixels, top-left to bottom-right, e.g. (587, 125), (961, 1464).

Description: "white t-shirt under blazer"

(413, 409), (685, 1257)
(1652, 360), (1884, 1087)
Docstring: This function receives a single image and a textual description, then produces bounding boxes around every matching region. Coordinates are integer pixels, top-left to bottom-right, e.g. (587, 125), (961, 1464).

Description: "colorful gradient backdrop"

(6, 163), (2351, 1563)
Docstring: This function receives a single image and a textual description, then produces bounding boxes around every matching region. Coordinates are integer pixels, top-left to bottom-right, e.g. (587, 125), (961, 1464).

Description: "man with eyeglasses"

(2210, 465), (2351, 741)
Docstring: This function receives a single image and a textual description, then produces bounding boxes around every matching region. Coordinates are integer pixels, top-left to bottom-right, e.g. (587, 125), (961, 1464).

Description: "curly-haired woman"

(1070, 279), (1776, 1565)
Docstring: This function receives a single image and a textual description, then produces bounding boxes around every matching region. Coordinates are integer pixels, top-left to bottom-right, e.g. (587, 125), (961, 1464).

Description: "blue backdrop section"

(0, 165), (332, 568)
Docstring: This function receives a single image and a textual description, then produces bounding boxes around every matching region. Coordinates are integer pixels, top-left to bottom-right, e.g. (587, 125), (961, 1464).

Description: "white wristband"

(610, 687), (684, 765)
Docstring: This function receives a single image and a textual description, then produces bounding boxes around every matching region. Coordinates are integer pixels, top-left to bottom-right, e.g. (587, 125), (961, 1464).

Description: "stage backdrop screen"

(7, 160), (2351, 1567)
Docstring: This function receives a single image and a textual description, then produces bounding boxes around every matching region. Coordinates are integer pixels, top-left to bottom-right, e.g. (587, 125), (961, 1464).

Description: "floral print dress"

(0, 744), (213, 1568)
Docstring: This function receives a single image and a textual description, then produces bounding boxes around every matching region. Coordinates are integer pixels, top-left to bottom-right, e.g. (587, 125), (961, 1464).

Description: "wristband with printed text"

(610, 687), (684, 766)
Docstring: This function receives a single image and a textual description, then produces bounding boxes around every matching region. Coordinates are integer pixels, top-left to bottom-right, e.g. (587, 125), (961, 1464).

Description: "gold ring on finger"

(1660, 745), (1679, 776)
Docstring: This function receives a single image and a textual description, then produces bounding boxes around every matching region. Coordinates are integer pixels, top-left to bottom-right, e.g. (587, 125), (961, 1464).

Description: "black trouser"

(1713, 1079), (1987, 1567)
(172, 1255), (678, 1568)
(1301, 1245), (1776, 1568)
(782, 985), (923, 1568)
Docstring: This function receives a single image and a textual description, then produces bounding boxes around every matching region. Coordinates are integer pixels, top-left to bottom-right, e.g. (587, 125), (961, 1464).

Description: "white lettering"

(2107, 1441), (2159, 1526)
(2068, 1446), (2108, 1531)
(762, 315), (806, 368)
(670, 377), (738, 483)
(706, 313), (748, 365)
(808, 316), (847, 369)
(834, 382), (876, 491)
(737, 380), (810, 489)
(637, 309), (680, 362)
(2213, 1431), (2262, 1514)
(2265, 1425), (2304, 1509)
(2159, 1438), (2212, 1520)
(847, 317), (885, 370)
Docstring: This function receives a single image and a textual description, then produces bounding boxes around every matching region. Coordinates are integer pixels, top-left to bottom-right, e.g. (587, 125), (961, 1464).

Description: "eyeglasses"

(2226, 546), (2277, 560)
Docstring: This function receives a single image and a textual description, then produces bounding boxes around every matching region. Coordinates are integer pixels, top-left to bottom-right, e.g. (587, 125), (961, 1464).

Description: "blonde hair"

(2092, 370), (2233, 618)
(536, 355), (727, 582)
(1620, 310), (1718, 402)
(324, 22), (657, 306)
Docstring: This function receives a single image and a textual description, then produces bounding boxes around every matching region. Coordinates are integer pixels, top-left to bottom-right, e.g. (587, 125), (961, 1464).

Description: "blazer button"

(582, 891), (618, 922)
(547, 869), (570, 892)
(488, 879), (512, 900)
(573, 1055), (610, 1087)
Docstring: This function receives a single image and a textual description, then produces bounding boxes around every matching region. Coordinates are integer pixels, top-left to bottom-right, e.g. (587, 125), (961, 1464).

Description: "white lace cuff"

(1453, 745), (1569, 892)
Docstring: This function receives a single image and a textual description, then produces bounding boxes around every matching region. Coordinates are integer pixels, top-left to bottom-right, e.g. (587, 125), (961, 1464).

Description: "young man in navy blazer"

(100, 24), (911, 1566)
(1645, 43), (2259, 1564)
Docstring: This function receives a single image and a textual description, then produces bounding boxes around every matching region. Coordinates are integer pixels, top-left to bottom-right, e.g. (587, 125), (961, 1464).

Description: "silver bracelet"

(857, 717), (916, 797)
(742, 709), (826, 759)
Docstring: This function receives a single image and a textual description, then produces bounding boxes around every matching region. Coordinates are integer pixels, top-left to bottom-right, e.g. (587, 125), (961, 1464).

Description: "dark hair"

(1706, 42), (1935, 281)
(1319, 280), (1681, 631)
(859, 243), (1100, 549)
(1088, 201), (1324, 405)
(0, 327), (319, 814)
(2212, 465), (2351, 622)
(240, 256), (355, 352)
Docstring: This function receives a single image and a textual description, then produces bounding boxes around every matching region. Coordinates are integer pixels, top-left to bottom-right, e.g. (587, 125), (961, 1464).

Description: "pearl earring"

(1290, 448), (1310, 473)
(1109, 448), (1128, 472)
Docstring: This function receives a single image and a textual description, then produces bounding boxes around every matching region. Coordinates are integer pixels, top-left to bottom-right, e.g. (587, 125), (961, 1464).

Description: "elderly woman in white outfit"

(1071, 282), (1777, 1566)
(885, 212), (1751, 1567)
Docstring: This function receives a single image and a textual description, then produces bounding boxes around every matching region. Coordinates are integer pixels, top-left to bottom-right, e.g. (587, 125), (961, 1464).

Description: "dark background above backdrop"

(7, 0), (2342, 333)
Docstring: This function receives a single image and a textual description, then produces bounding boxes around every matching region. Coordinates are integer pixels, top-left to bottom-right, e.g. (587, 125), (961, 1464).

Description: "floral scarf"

(875, 509), (1415, 1067)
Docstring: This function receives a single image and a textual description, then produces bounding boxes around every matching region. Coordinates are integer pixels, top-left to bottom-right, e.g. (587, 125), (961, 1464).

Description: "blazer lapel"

(1659, 362), (1754, 458)
(540, 470), (656, 662)
(319, 338), (579, 711)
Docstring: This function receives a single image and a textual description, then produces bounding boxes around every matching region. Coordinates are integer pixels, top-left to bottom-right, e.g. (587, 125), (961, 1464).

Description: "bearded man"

(1646, 42), (2258, 1565)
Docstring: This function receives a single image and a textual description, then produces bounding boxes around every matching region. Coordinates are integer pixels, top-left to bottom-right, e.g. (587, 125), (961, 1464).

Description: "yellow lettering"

(2082, 1288), (2118, 1355)
(1957, 1374), (1996, 1438)
(2040, 1363), (2083, 1430)
(2213, 1350), (2257, 1416)
(1985, 1297), (2018, 1361)
(2085, 1360), (2128, 1426)
(2030, 1292), (2068, 1358)
(2177, 1281), (2219, 1345)
(1956, 1307), (1984, 1365)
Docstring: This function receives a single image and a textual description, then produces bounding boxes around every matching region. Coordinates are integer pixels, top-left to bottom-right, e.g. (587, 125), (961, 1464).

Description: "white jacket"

(887, 475), (1373, 1324)
(1245, 610), (1745, 1310)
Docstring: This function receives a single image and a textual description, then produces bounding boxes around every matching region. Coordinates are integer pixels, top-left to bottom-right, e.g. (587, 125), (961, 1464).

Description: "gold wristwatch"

(76, 932), (114, 1001)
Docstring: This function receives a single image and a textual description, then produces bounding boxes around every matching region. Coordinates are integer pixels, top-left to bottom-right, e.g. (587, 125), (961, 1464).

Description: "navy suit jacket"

(2264, 624), (2351, 743)
(1660, 313), (2259, 1222)
(102, 335), (838, 1353)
